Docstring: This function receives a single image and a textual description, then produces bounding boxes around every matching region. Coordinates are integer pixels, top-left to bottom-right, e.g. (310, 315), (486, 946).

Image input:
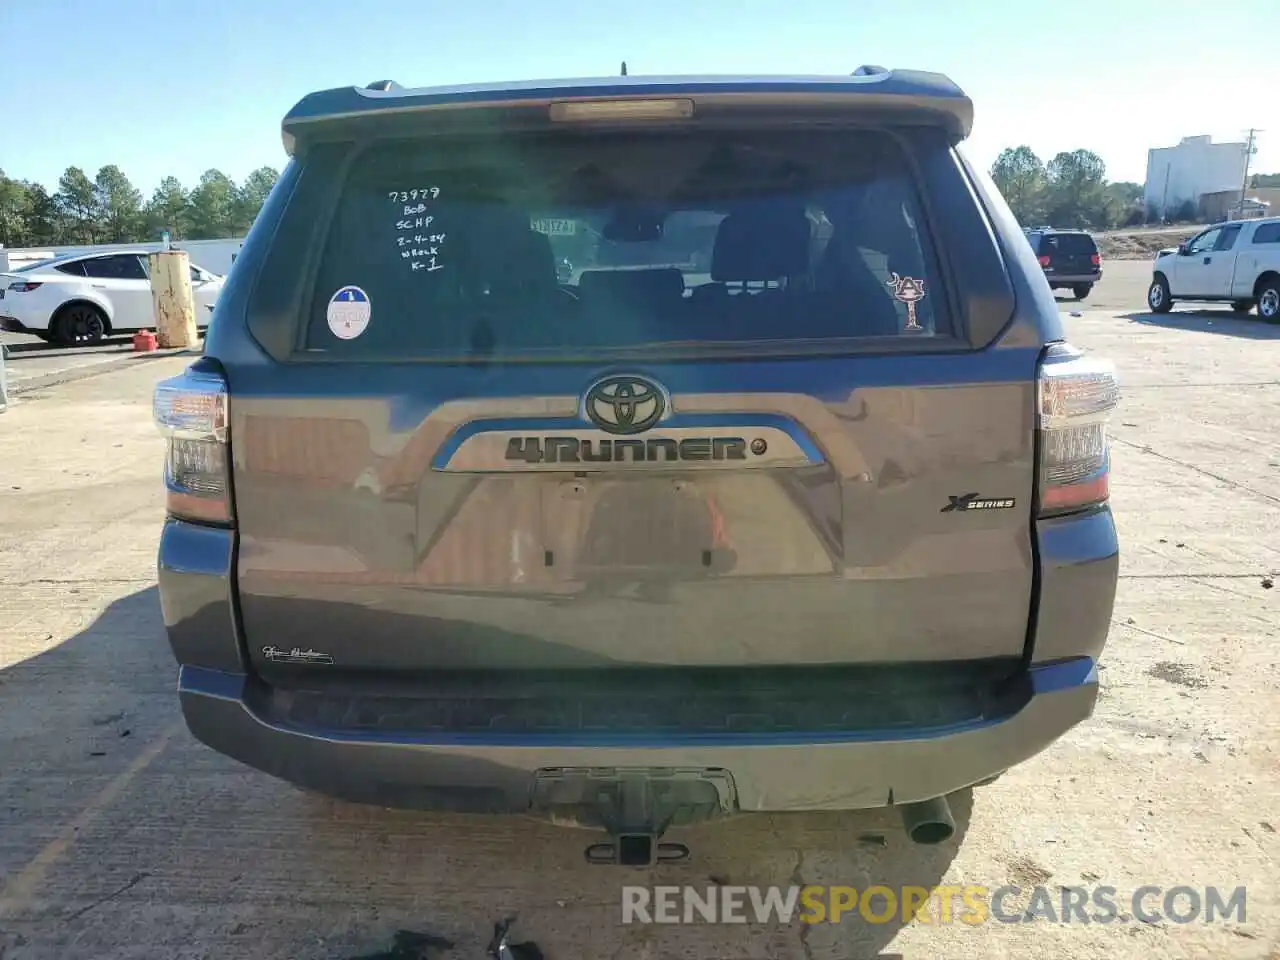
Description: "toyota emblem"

(583, 375), (666, 435)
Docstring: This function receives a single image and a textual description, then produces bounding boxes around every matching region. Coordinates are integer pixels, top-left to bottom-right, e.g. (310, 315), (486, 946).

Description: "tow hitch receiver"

(586, 775), (693, 866)
(530, 766), (736, 867)
(585, 835), (691, 866)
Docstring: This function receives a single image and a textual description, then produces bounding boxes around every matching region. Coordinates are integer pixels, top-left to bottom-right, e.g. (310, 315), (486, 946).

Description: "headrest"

(461, 207), (556, 296)
(469, 204), (534, 235)
(711, 204), (810, 282)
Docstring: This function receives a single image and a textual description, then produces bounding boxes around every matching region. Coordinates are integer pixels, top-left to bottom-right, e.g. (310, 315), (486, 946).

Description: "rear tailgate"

(221, 83), (1037, 678)
(1044, 233), (1099, 276)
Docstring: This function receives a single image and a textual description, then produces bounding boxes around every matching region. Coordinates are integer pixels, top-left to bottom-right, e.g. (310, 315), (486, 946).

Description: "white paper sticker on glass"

(327, 286), (371, 340)
(389, 187), (446, 273)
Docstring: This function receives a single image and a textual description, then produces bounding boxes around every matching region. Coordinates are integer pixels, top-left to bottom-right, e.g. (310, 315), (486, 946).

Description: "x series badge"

(941, 493), (1017, 513)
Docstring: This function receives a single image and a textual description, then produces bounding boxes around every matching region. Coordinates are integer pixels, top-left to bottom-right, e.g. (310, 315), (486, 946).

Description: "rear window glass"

(1252, 223), (1280, 244)
(81, 255), (147, 280)
(304, 129), (951, 358)
(1041, 233), (1097, 256)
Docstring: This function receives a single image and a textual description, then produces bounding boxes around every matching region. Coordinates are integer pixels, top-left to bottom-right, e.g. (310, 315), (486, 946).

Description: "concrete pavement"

(0, 334), (202, 402)
(0, 303), (1277, 959)
(0, 336), (140, 395)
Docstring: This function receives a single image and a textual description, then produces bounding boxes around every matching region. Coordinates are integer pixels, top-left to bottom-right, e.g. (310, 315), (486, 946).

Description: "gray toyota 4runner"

(154, 68), (1120, 865)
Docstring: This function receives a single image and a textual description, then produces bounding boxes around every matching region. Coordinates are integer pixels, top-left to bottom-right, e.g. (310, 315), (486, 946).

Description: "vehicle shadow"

(0, 586), (182, 933)
(0, 585), (972, 960)
(1120, 310), (1280, 339)
(308, 789), (974, 959)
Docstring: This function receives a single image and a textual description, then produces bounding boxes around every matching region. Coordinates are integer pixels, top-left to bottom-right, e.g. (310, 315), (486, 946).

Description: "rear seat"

(461, 208), (559, 305)
(578, 267), (686, 306)
(445, 207), (566, 351)
(813, 184), (923, 336)
(688, 202), (812, 337)
(576, 268), (687, 343)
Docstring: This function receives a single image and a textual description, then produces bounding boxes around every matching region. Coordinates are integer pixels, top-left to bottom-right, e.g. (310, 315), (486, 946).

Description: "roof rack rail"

(366, 80), (400, 91)
(852, 65), (888, 76)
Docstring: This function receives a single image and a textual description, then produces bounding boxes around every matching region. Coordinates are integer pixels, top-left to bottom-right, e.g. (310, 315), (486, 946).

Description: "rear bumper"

(159, 507), (1114, 817)
(177, 657), (1097, 814)
(1045, 272), (1102, 285)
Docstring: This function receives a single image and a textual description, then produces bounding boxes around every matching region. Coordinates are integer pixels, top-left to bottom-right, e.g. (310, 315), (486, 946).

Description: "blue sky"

(2, 0), (1275, 195)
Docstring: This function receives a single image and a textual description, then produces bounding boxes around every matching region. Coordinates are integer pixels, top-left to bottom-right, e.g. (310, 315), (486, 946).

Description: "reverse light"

(1036, 345), (1119, 515)
(153, 364), (231, 524)
(549, 98), (694, 122)
(8, 281), (43, 293)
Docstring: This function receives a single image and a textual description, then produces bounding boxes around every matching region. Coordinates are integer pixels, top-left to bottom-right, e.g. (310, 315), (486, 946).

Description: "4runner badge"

(441, 371), (816, 470)
(941, 493), (1016, 513)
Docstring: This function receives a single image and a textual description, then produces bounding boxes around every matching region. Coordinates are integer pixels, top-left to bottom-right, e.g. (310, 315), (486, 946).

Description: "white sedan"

(0, 250), (223, 346)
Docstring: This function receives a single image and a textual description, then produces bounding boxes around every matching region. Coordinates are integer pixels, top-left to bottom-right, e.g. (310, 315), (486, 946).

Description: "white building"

(1144, 136), (1249, 219)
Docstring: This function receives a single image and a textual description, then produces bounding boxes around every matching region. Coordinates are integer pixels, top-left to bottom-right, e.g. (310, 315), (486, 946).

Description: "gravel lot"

(1, 264), (1277, 959)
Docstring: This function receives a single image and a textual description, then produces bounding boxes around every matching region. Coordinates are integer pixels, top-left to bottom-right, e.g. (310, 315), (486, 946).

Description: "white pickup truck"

(1147, 216), (1280, 322)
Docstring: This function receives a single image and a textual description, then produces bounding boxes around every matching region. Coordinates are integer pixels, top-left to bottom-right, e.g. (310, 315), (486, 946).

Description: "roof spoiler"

(281, 69), (973, 155)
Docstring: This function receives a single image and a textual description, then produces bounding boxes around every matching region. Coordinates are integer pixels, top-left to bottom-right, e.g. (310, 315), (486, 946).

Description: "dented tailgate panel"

(231, 354), (1037, 673)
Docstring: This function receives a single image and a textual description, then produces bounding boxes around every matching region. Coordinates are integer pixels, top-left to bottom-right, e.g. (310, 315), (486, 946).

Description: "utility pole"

(1239, 128), (1260, 218)
(1161, 162), (1171, 223)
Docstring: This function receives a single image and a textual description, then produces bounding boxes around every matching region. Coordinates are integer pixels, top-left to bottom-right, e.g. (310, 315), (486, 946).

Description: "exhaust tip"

(907, 819), (954, 845)
(900, 795), (956, 845)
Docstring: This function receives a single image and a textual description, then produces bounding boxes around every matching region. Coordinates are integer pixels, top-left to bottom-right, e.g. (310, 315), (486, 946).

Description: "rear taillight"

(153, 363), (231, 524)
(1038, 255), (1051, 267)
(1090, 253), (1101, 266)
(1036, 344), (1119, 516)
(8, 281), (43, 293)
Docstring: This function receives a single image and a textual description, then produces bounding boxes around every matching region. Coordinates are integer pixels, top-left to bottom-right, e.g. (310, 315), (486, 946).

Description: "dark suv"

(153, 69), (1119, 865)
(1025, 228), (1103, 300)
